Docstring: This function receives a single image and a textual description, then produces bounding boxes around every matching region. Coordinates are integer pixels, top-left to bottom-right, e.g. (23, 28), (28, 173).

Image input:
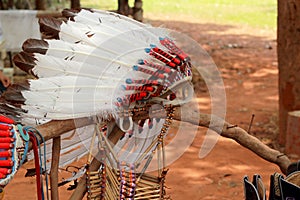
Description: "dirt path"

(4, 20), (283, 199)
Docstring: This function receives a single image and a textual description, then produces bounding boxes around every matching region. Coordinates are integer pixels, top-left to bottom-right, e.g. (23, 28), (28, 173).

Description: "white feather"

(21, 9), (192, 173)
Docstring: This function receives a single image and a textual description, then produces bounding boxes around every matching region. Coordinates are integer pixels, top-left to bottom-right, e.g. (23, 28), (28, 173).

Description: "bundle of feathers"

(0, 9), (194, 170)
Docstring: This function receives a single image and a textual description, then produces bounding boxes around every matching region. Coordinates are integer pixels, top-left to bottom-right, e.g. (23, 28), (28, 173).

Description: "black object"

(244, 174), (266, 200)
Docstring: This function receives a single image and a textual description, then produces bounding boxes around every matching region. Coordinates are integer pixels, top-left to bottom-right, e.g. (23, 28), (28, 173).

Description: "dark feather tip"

(22, 39), (48, 55)
(13, 52), (37, 75)
(39, 17), (62, 40)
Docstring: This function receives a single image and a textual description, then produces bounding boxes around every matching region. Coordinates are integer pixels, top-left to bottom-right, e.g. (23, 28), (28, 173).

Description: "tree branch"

(172, 104), (291, 174)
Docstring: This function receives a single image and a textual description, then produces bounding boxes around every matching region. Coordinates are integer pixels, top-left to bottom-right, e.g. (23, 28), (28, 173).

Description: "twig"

(248, 114), (255, 133)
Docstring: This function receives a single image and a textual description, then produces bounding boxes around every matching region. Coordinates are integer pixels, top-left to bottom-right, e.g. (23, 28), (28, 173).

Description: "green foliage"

(80, 0), (277, 29)
(80, 0), (116, 10)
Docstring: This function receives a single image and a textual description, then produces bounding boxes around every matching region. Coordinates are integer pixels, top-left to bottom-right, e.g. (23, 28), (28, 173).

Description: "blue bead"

(138, 59), (145, 64)
(117, 97), (122, 102)
(126, 79), (133, 84)
(133, 65), (139, 71)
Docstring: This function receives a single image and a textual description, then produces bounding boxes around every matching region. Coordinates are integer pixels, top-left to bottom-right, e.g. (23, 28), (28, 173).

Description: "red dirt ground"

(3, 19), (291, 199)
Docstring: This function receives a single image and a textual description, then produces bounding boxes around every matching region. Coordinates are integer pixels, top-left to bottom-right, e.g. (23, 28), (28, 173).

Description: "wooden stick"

(128, 103), (292, 174)
(135, 194), (160, 199)
(37, 117), (95, 142)
(69, 152), (102, 200)
(50, 136), (61, 200)
(134, 189), (160, 197)
(105, 167), (119, 190)
(135, 186), (158, 192)
(172, 103), (292, 174)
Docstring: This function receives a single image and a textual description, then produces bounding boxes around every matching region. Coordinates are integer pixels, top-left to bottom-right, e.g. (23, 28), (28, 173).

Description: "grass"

(80, 0), (277, 29)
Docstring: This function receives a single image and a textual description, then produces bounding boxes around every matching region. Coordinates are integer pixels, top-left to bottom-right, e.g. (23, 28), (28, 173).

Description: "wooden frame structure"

(33, 102), (291, 200)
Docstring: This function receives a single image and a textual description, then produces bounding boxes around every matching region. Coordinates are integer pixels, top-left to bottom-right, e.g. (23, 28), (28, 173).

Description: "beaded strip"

(100, 164), (106, 199)
(119, 164), (127, 200)
(91, 105), (175, 199)
(115, 37), (192, 108)
(128, 164), (136, 200)
(159, 37), (190, 62)
(0, 115), (31, 189)
(86, 124), (108, 200)
(119, 163), (137, 200)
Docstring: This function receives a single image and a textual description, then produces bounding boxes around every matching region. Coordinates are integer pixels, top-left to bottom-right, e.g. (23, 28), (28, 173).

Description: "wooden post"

(50, 136), (61, 200)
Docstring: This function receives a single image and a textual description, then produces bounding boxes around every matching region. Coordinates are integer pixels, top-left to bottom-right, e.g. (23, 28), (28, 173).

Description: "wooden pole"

(69, 153), (102, 200)
(50, 136), (61, 200)
(37, 117), (94, 142)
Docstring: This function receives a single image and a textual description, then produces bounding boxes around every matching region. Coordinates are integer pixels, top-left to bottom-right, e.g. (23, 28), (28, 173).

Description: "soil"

(3, 18), (289, 200)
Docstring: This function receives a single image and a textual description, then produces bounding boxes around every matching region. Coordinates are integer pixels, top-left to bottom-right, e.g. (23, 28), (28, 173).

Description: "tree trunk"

(70, 0), (80, 9)
(133, 0), (143, 21)
(35, 0), (45, 10)
(278, 0), (300, 148)
(118, 0), (130, 16)
(7, 0), (14, 9)
(0, 0), (4, 9)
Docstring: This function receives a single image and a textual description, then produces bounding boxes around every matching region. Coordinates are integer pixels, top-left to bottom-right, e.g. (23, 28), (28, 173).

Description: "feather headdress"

(8, 9), (194, 170)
